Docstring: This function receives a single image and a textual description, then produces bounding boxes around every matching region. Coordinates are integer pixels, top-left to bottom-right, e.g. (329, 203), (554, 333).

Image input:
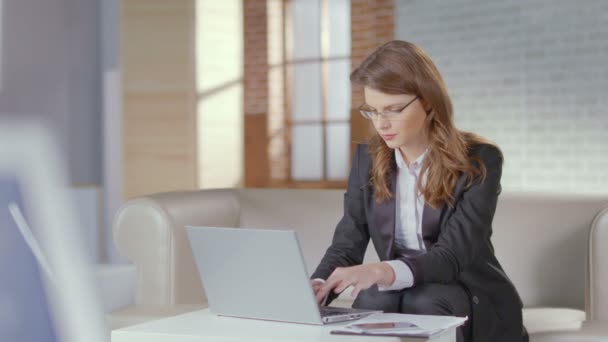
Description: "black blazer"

(311, 143), (525, 342)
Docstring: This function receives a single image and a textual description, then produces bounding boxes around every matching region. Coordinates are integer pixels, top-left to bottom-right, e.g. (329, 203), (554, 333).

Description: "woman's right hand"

(311, 279), (326, 305)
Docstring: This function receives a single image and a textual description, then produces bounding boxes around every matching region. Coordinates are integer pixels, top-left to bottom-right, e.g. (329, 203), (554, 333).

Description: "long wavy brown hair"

(351, 40), (500, 209)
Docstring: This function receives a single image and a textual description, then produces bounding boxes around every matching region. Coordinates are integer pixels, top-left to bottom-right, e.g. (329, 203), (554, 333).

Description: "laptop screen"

(0, 174), (58, 341)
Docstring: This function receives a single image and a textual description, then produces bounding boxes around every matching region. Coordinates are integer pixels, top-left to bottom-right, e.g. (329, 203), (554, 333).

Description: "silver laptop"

(185, 226), (381, 324)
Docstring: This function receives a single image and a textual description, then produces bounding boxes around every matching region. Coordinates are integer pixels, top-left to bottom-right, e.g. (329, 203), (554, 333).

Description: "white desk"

(111, 309), (457, 342)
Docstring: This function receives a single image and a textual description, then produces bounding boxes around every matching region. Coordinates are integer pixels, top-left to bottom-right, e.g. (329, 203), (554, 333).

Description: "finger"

(316, 285), (330, 303)
(325, 268), (344, 285)
(331, 267), (344, 276)
(334, 278), (354, 294)
(318, 270), (350, 300)
(333, 280), (347, 294)
(351, 286), (360, 298)
(316, 289), (329, 304)
(315, 293), (322, 304)
(352, 281), (373, 298)
(318, 292), (328, 305)
(325, 272), (342, 287)
(322, 275), (344, 295)
(317, 278), (340, 302)
(311, 279), (325, 286)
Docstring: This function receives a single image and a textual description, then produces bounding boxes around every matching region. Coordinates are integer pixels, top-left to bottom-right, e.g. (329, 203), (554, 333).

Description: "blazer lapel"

(421, 202), (442, 249)
(371, 169), (397, 261)
(370, 167), (470, 258)
(435, 172), (468, 229)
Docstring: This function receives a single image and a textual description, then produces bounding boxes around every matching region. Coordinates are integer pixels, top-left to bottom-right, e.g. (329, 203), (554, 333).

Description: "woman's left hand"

(315, 263), (395, 304)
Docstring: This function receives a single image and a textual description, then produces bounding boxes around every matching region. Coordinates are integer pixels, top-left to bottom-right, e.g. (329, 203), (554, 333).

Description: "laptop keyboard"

(319, 308), (351, 317)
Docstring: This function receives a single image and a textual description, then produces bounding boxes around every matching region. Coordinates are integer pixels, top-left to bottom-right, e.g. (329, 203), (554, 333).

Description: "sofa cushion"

(529, 321), (608, 342)
(523, 307), (585, 335)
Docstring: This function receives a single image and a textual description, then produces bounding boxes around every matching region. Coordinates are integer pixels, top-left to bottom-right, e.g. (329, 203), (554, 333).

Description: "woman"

(310, 40), (526, 342)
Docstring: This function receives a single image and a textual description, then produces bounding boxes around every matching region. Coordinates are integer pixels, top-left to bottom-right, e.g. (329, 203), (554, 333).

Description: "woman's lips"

(381, 134), (397, 141)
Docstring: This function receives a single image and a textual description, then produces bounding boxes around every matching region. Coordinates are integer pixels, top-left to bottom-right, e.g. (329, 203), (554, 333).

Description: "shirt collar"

(395, 146), (429, 171)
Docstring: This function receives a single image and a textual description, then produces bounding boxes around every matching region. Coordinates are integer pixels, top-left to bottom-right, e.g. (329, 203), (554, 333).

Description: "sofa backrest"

(235, 188), (379, 280)
(113, 188), (607, 316)
(237, 189), (608, 311)
(490, 193), (606, 312)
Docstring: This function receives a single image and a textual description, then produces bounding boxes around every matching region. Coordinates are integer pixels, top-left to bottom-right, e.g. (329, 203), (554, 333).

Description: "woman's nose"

(374, 116), (391, 130)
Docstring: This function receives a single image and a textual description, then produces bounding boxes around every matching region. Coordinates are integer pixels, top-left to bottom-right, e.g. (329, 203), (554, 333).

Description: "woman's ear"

(420, 98), (433, 114)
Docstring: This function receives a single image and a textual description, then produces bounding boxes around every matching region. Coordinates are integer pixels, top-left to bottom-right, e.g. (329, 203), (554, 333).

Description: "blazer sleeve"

(310, 144), (370, 285)
(397, 144), (503, 285)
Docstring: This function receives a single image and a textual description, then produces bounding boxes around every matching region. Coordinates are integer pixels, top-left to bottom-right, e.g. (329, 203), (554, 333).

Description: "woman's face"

(363, 87), (429, 149)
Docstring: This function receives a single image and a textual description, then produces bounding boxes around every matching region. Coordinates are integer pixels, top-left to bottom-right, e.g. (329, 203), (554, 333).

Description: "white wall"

(395, 0), (608, 194)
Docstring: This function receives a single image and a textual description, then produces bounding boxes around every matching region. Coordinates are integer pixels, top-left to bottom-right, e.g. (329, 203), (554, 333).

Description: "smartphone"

(350, 321), (419, 331)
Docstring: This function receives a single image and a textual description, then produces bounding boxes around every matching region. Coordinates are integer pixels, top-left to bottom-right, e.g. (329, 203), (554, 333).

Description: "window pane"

(326, 123), (350, 180)
(197, 84), (243, 188)
(326, 59), (350, 121)
(326, 0), (350, 56)
(196, 0), (243, 92)
(292, 124), (323, 180)
(291, 0), (321, 59)
(268, 66), (284, 133)
(291, 63), (322, 121)
(196, 0), (243, 189)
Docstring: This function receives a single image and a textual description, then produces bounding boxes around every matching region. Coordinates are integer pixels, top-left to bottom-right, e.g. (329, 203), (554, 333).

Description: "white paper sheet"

(331, 313), (468, 337)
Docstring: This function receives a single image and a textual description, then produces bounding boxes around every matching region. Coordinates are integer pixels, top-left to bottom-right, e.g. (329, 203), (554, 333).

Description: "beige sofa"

(109, 188), (608, 341)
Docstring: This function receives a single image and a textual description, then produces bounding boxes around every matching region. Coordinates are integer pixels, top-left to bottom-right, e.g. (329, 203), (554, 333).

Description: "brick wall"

(350, 0), (395, 153)
(244, 0), (268, 115)
(395, 0), (608, 194)
(244, 0), (269, 186)
(267, 0), (288, 184)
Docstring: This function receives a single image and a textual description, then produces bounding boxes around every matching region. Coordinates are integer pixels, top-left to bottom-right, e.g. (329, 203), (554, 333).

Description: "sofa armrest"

(588, 205), (608, 321)
(112, 189), (240, 306)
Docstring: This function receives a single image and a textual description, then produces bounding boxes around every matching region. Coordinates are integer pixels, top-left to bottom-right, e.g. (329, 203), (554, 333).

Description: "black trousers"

(352, 283), (472, 342)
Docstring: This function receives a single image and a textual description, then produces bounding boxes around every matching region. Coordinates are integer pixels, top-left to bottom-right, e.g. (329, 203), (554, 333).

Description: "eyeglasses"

(358, 96), (419, 120)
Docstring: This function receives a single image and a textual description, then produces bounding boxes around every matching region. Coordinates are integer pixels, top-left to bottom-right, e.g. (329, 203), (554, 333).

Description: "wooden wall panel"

(244, 113), (269, 187)
(121, 0), (197, 199)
